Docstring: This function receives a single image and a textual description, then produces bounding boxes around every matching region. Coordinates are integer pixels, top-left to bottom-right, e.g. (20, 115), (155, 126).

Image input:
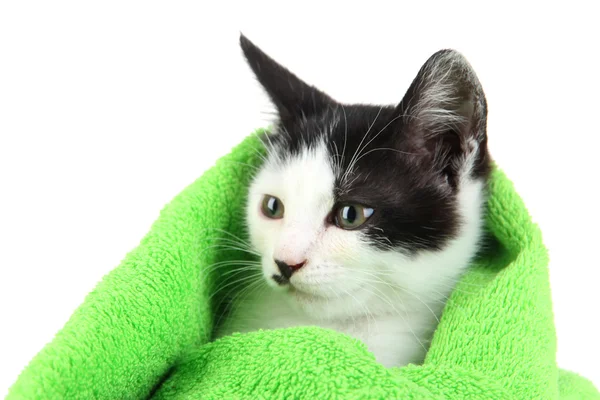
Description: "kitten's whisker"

(209, 272), (263, 302)
(337, 268), (439, 353)
(340, 285), (375, 336)
(198, 232), (259, 257)
(343, 112), (421, 185)
(398, 287), (440, 324)
(351, 260), (483, 296)
(204, 264), (260, 278)
(340, 104), (348, 176)
(200, 238), (258, 255)
(200, 235), (253, 249)
(220, 160), (261, 172)
(213, 276), (266, 332)
(201, 262), (261, 277)
(201, 259), (261, 271)
(259, 110), (278, 118)
(204, 228), (255, 249)
(199, 244), (260, 257)
(249, 146), (269, 164)
(342, 105), (383, 183)
(219, 265), (261, 278)
(356, 113), (412, 159)
(332, 286), (357, 331)
(261, 130), (279, 162)
(353, 147), (414, 165)
(353, 279), (429, 353)
(218, 274), (263, 307)
(330, 140), (342, 177)
(219, 275), (263, 310)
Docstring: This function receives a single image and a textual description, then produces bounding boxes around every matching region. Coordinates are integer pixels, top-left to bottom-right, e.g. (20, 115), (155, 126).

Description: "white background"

(1, 1), (598, 395)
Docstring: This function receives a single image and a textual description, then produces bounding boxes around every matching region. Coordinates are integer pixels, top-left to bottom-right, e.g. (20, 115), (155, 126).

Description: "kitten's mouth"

(271, 274), (341, 302)
(271, 274), (319, 297)
(271, 274), (289, 286)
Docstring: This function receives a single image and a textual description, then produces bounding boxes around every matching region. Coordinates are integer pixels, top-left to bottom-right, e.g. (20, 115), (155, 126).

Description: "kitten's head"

(241, 35), (490, 319)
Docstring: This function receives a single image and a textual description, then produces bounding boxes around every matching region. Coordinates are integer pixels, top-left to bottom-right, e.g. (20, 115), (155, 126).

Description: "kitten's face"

(241, 35), (490, 319)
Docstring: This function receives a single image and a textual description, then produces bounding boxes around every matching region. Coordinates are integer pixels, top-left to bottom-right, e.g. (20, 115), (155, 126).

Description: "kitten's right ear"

(240, 34), (333, 122)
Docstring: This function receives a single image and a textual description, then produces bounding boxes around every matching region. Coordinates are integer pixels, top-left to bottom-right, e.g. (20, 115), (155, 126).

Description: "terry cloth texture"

(7, 131), (599, 399)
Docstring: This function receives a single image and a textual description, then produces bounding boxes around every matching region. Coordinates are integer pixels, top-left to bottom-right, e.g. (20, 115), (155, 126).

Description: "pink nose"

(274, 259), (306, 280)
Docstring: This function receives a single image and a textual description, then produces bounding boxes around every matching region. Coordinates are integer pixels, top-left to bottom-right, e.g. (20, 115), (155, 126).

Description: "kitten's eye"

(261, 195), (284, 219)
(334, 204), (374, 230)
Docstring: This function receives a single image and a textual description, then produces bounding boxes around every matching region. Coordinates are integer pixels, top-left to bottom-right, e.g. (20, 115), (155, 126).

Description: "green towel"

(8, 131), (599, 399)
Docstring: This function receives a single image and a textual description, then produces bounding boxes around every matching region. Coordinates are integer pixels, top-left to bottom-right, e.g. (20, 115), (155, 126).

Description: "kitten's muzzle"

(274, 259), (306, 281)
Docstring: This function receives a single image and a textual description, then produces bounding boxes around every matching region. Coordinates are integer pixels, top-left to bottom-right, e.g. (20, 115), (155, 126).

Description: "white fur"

(216, 139), (485, 368)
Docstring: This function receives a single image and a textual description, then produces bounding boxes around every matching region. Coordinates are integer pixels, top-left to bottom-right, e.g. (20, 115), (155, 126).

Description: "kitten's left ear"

(395, 49), (488, 180)
(240, 34), (334, 122)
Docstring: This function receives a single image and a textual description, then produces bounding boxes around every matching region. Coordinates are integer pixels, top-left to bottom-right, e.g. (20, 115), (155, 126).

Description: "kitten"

(215, 34), (491, 368)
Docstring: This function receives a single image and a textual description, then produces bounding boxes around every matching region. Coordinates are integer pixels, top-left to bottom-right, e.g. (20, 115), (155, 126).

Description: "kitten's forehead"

(257, 140), (336, 219)
(263, 106), (461, 252)
(268, 107), (406, 209)
(274, 105), (400, 179)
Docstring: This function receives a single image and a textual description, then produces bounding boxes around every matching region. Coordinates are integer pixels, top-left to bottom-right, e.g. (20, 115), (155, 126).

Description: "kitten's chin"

(289, 285), (327, 302)
(286, 284), (366, 321)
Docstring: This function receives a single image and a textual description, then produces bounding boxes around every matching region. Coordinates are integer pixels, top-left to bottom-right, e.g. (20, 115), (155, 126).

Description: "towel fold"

(8, 131), (599, 399)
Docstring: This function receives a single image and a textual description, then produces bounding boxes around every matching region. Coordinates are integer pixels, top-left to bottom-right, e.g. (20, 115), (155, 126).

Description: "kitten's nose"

(274, 259), (306, 280)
